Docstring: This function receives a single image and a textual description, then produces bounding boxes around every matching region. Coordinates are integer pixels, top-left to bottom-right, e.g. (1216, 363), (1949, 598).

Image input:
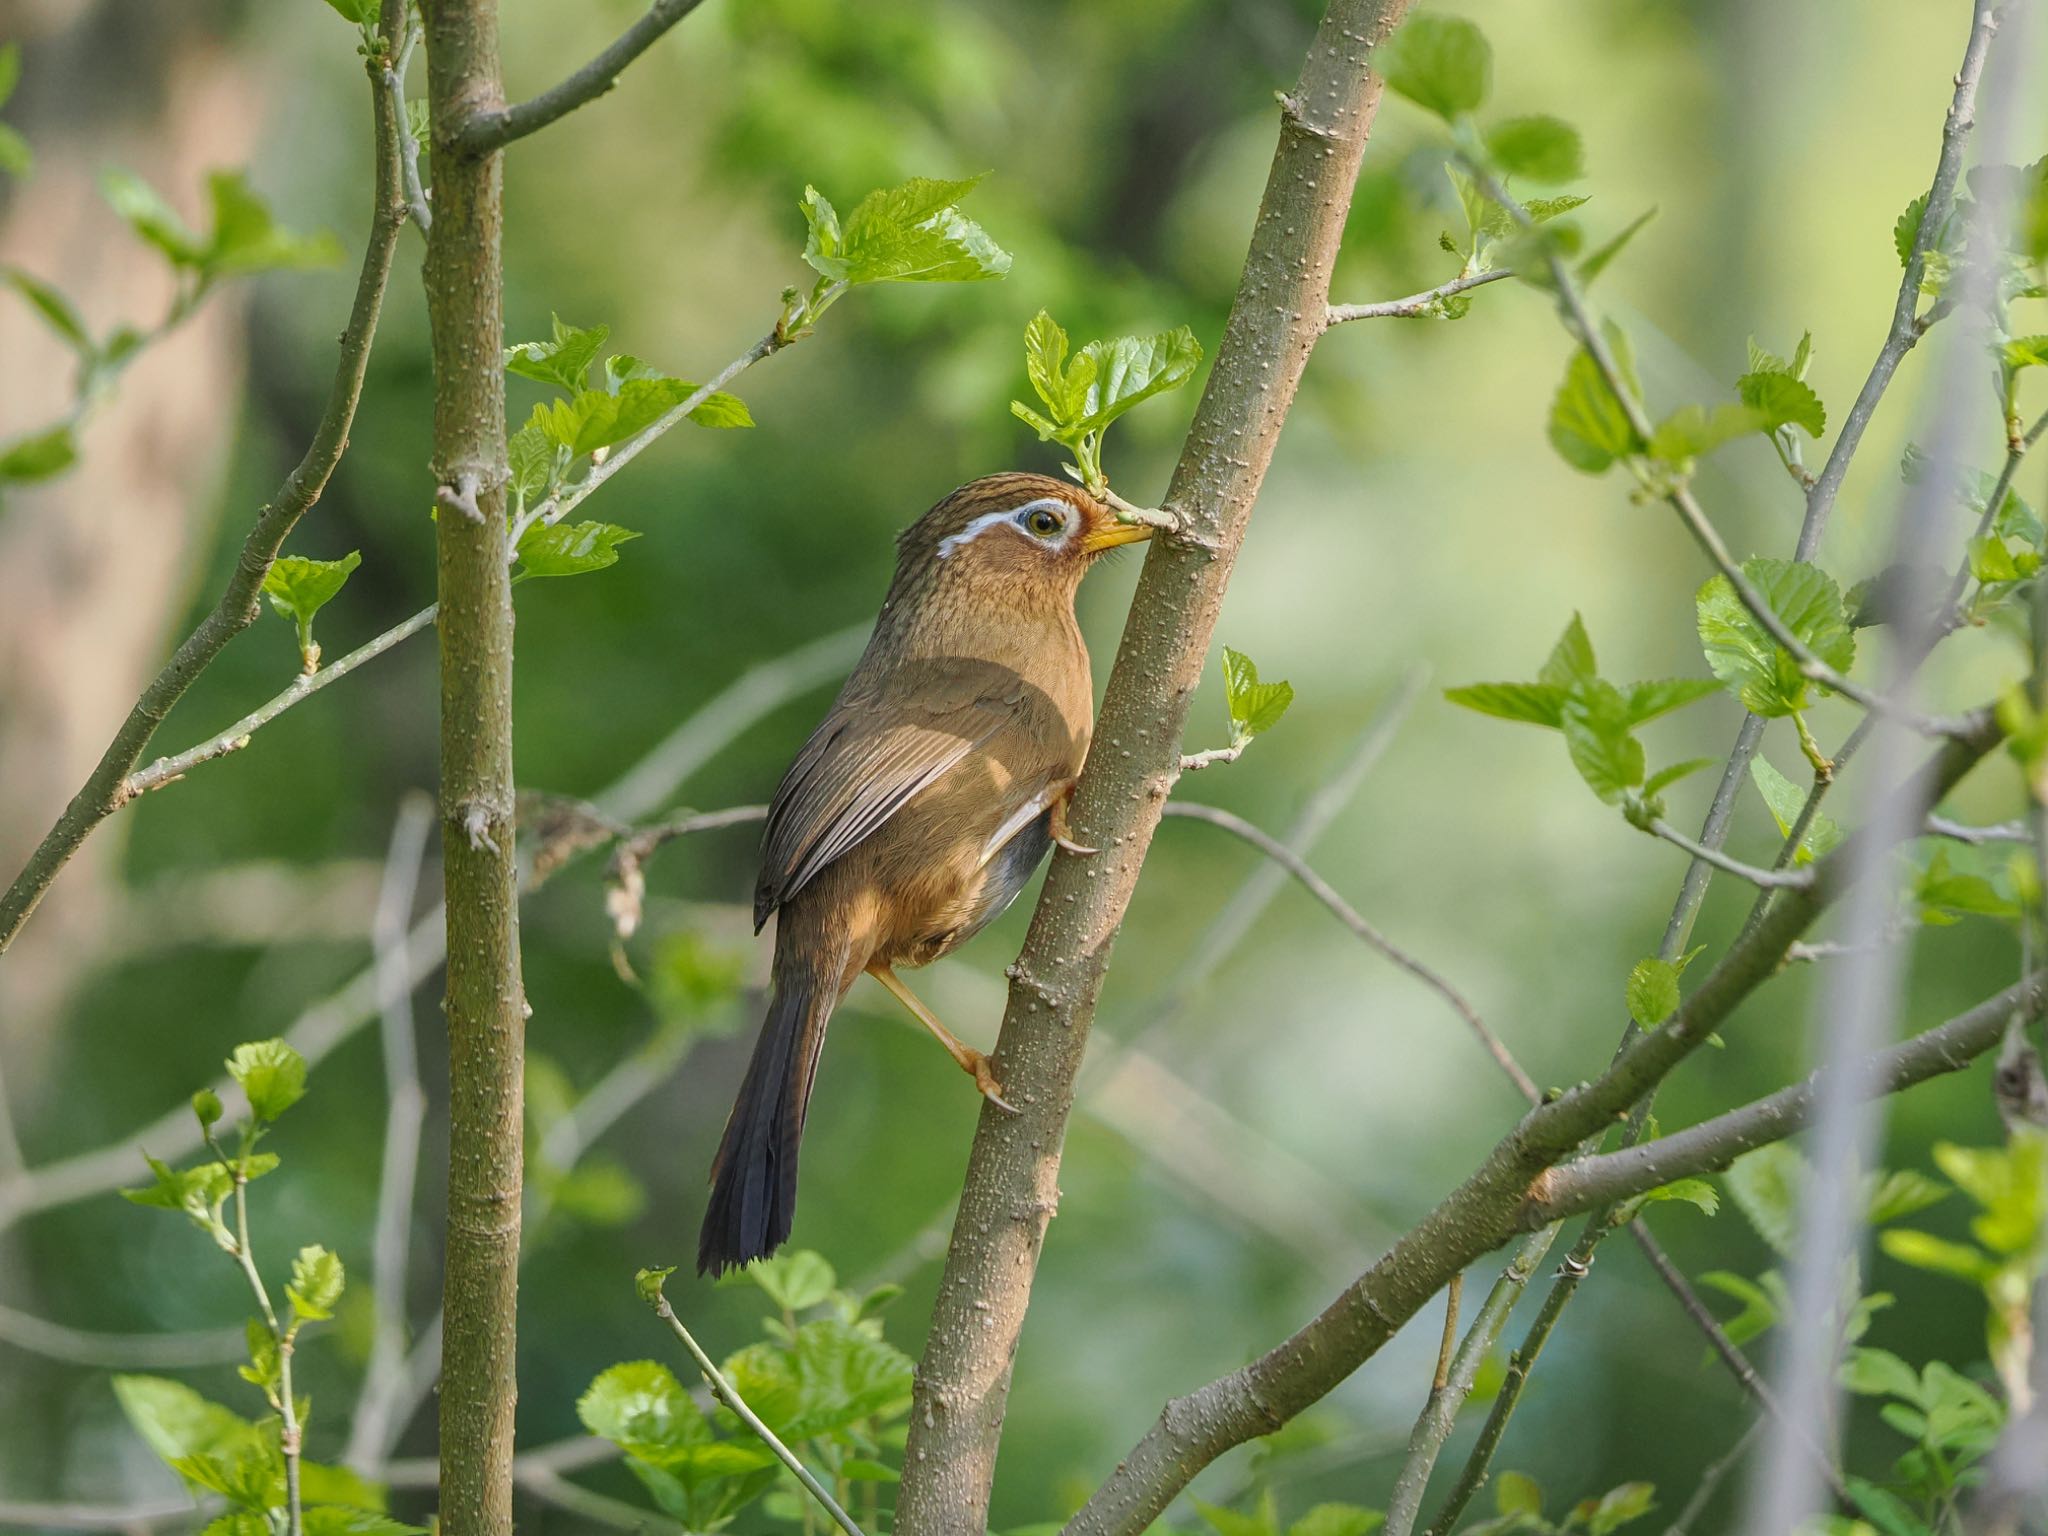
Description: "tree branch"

(1522, 970), (2047, 1224)
(894, 7), (1418, 1529)
(450, 0), (711, 154)
(1062, 716), (2001, 1536)
(1160, 800), (1537, 1103)
(0, 23), (408, 952)
(1644, 817), (1813, 890)
(418, 4), (524, 1525)
(1324, 268), (1513, 326)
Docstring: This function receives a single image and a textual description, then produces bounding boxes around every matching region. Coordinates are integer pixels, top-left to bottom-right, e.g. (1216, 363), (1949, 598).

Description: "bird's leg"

(1049, 779), (1097, 856)
(867, 964), (1017, 1113)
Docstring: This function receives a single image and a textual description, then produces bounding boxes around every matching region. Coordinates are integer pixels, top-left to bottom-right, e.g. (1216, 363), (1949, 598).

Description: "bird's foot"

(1049, 788), (1098, 857)
(965, 1049), (1019, 1114)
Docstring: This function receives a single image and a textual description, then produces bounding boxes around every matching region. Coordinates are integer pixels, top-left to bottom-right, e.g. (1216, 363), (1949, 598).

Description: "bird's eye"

(1023, 506), (1065, 538)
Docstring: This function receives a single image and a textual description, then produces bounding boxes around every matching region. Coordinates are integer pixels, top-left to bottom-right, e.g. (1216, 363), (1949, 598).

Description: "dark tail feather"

(698, 971), (833, 1275)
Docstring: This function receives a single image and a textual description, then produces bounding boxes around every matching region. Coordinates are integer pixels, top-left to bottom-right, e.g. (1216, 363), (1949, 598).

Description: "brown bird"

(697, 472), (1151, 1274)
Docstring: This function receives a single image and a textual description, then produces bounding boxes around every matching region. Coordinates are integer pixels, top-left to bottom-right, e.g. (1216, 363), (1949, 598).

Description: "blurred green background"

(1, 0), (2044, 1529)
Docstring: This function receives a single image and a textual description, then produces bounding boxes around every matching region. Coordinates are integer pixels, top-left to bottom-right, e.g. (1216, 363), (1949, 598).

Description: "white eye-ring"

(937, 498), (1075, 559)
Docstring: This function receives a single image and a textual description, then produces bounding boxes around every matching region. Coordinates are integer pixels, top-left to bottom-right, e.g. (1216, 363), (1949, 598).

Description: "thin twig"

(451, 0), (713, 154)
(1925, 815), (2031, 845)
(1161, 800), (1538, 1104)
(126, 606), (438, 796)
(1324, 268), (1514, 326)
(1177, 743), (1247, 773)
(1645, 818), (1812, 890)
(1385, 1230), (1557, 1536)
(648, 1287), (868, 1536)
(343, 794), (436, 1473)
(1664, 1419), (1763, 1536)
(0, 29), (408, 952)
(0, 1304), (245, 1368)
(0, 1494), (203, 1531)
(385, 12), (431, 233)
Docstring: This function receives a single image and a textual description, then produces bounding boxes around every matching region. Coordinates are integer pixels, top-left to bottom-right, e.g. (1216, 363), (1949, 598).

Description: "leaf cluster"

(583, 1251), (912, 1529)
(1010, 309), (1202, 495)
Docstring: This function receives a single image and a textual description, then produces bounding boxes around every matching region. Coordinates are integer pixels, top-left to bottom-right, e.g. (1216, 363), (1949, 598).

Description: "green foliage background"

(3, 0), (2044, 1527)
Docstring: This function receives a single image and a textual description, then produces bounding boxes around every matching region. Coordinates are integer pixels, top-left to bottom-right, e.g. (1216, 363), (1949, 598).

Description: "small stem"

(1324, 267), (1514, 326)
(1645, 818), (1812, 891)
(649, 1291), (867, 1536)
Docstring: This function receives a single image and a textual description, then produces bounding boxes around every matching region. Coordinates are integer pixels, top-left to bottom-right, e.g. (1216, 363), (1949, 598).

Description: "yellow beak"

(1081, 520), (1156, 554)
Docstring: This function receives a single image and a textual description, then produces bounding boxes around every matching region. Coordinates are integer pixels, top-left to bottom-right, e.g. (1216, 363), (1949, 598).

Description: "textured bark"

(891, 4), (1414, 1532)
(417, 1), (523, 1532)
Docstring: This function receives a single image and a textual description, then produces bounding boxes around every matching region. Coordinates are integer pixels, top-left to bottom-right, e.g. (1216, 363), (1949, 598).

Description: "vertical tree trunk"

(893, 3), (1412, 1533)
(417, 1), (522, 1531)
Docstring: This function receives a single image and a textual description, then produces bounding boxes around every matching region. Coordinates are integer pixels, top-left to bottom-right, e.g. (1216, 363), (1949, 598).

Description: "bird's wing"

(753, 664), (1026, 928)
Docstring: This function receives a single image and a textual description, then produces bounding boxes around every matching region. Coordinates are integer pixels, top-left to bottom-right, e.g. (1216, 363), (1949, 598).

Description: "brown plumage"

(698, 472), (1150, 1274)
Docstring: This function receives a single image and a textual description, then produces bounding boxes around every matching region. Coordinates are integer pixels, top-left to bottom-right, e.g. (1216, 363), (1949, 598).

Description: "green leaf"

(1580, 1482), (1656, 1536)
(1643, 757), (1717, 796)
(531, 379), (751, 456)
(227, 1038), (309, 1122)
(1638, 1178), (1718, 1217)
(543, 1156), (646, 1227)
(1289, 1505), (1385, 1536)
(1623, 678), (1722, 726)
(2004, 334), (2048, 373)
(1915, 846), (2020, 926)
(1726, 1143), (1804, 1258)
(300, 1511), (428, 1536)
(1839, 1346), (1923, 1402)
(0, 42), (18, 109)
(1560, 678), (1643, 803)
(1221, 647), (1294, 741)
(287, 1245), (345, 1322)
(1699, 1269), (1783, 1348)
(1737, 371), (1827, 438)
(0, 121), (29, 180)
(0, 425), (78, 483)
(6, 267), (92, 354)
(320, 0), (378, 22)
(505, 315), (610, 394)
(1495, 1472), (1544, 1518)
(725, 1249), (837, 1312)
(192, 1089), (224, 1130)
(1695, 557), (1855, 716)
(1023, 310), (1086, 423)
(515, 520), (640, 580)
(240, 1317), (279, 1395)
(1376, 15), (1492, 119)
(202, 170), (343, 275)
(1197, 1495), (1280, 1536)
(121, 1153), (233, 1228)
(114, 1376), (257, 1473)
(1648, 402), (1764, 466)
(506, 423), (558, 512)
(807, 173), (1011, 285)
(1443, 682), (1567, 728)
(1866, 1170), (1949, 1226)
(1548, 336), (1642, 473)
(577, 1360), (713, 1463)
(1539, 613), (1598, 689)
(1068, 327), (1203, 433)
(634, 1267), (675, 1307)
(1878, 1228), (1995, 1285)
(1749, 755), (1843, 865)
(1625, 957), (1680, 1026)
(102, 169), (207, 266)
(262, 552), (361, 667)
(1843, 1478), (1927, 1536)
(778, 1317), (915, 1438)
(1486, 115), (1584, 183)
(1527, 194), (1590, 223)
(1578, 207), (1656, 285)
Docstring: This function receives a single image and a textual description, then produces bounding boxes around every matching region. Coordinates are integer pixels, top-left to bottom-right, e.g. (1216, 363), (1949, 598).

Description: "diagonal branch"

(450, 0), (712, 154)
(1524, 971), (2048, 1226)
(1161, 800), (1537, 1103)
(893, 6), (1420, 1529)
(1324, 268), (1513, 326)
(1062, 716), (2001, 1536)
(0, 21), (408, 953)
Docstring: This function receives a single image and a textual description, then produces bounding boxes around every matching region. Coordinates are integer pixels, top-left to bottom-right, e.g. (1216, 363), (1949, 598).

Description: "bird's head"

(895, 474), (1152, 596)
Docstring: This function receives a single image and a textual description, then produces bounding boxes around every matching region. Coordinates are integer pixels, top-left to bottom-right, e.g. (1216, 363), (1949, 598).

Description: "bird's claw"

(1053, 831), (1098, 857)
(968, 1052), (1019, 1115)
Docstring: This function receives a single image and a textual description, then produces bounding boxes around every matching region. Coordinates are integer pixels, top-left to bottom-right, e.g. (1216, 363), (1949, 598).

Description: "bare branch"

(0, 1303), (244, 1369)
(0, 26), (409, 952)
(344, 794), (437, 1473)
(1161, 800), (1538, 1104)
(1522, 971), (2048, 1225)
(127, 606), (439, 796)
(451, 0), (712, 154)
(1324, 268), (1513, 326)
(1644, 817), (1813, 890)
